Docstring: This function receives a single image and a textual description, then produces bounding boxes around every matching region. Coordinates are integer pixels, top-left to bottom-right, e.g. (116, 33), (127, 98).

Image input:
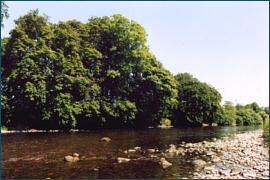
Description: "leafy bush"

(1, 126), (8, 131)
(263, 121), (269, 141)
(160, 118), (171, 126)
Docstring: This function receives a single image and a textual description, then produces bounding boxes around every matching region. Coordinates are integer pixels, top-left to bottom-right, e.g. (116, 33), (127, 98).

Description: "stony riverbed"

(165, 129), (269, 179)
(1, 126), (268, 179)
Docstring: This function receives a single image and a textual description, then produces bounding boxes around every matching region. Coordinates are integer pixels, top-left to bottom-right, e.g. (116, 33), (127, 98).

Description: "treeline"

(220, 101), (269, 126)
(1, 10), (268, 130)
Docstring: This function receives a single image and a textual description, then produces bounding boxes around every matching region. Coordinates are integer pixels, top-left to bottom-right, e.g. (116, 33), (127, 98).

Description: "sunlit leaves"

(173, 73), (223, 126)
(1, 1), (9, 29)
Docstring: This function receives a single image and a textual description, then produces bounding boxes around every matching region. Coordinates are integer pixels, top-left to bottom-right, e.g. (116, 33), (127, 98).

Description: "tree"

(219, 101), (236, 125)
(86, 14), (178, 128)
(236, 108), (263, 125)
(264, 107), (269, 114)
(250, 102), (263, 113)
(1, 9), (53, 128)
(1, 1), (9, 29)
(1, 10), (100, 130)
(173, 73), (223, 126)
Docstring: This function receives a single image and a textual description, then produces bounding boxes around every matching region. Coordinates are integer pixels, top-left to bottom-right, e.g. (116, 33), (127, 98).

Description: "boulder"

(100, 137), (111, 142)
(159, 157), (172, 168)
(117, 157), (131, 163)
(242, 171), (257, 178)
(134, 146), (141, 150)
(262, 171), (269, 177)
(211, 157), (220, 163)
(192, 159), (206, 166)
(147, 149), (155, 153)
(127, 149), (136, 153)
(231, 167), (243, 175)
(64, 155), (79, 162)
(204, 165), (216, 172)
(64, 156), (74, 162)
(219, 169), (231, 176)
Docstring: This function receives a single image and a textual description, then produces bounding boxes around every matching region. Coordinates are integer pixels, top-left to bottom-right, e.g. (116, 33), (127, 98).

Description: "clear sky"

(1, 1), (269, 107)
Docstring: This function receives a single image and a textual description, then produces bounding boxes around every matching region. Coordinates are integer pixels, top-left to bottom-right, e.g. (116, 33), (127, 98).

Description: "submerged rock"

(117, 157), (131, 163)
(64, 155), (79, 162)
(159, 157), (172, 168)
(100, 137), (111, 142)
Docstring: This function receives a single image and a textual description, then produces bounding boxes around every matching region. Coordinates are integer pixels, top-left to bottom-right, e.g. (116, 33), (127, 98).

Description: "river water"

(1, 125), (263, 179)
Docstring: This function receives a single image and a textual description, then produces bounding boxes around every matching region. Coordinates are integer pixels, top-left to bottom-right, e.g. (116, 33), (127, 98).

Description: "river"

(1, 125), (263, 179)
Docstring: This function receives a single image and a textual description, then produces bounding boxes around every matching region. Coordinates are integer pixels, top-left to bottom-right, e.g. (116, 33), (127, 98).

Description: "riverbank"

(1, 125), (267, 179)
(185, 129), (269, 179)
(1, 129), (80, 133)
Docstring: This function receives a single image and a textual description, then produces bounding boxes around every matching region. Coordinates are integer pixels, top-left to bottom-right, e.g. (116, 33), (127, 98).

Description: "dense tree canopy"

(1, 10), (178, 130)
(219, 101), (236, 125)
(1, 10), (268, 130)
(172, 73), (223, 126)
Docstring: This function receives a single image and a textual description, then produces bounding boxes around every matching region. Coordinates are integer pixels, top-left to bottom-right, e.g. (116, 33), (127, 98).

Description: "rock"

(262, 171), (269, 177)
(231, 167), (243, 175)
(100, 137), (111, 142)
(204, 165), (216, 172)
(202, 141), (207, 144)
(147, 149), (155, 153)
(136, 156), (148, 161)
(188, 148), (194, 153)
(185, 143), (193, 148)
(127, 149), (136, 153)
(117, 157), (130, 163)
(134, 146), (141, 150)
(192, 159), (206, 166)
(211, 157), (220, 163)
(204, 151), (215, 156)
(242, 171), (257, 178)
(159, 157), (172, 168)
(64, 155), (79, 162)
(93, 168), (99, 172)
(219, 169), (231, 176)
(64, 156), (74, 162)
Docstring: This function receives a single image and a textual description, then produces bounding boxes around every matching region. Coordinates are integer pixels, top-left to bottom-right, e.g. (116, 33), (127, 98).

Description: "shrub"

(263, 121), (269, 141)
(1, 126), (8, 131)
(160, 118), (171, 126)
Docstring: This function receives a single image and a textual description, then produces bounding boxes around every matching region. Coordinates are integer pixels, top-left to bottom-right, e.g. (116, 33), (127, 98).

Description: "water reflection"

(1, 125), (263, 179)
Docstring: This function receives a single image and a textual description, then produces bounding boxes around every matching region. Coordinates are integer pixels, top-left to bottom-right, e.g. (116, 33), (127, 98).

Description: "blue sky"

(1, 1), (269, 107)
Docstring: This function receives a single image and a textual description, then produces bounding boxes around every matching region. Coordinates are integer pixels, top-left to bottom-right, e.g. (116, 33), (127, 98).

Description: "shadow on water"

(1, 125), (263, 179)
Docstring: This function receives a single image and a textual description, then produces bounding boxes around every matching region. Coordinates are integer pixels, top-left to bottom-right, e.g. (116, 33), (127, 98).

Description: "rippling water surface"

(1, 125), (262, 179)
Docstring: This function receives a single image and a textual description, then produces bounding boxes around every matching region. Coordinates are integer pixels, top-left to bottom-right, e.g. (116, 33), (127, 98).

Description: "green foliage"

(1, 11), (179, 130)
(263, 121), (269, 141)
(160, 118), (171, 126)
(1, 125), (8, 131)
(1, 10), (267, 130)
(247, 102), (263, 113)
(172, 73), (223, 126)
(236, 108), (263, 125)
(264, 107), (269, 114)
(1, 10), (99, 130)
(1, 1), (9, 29)
(218, 101), (236, 125)
(233, 102), (267, 126)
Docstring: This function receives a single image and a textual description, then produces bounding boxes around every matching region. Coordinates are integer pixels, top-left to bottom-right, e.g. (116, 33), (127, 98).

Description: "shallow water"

(1, 125), (262, 179)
